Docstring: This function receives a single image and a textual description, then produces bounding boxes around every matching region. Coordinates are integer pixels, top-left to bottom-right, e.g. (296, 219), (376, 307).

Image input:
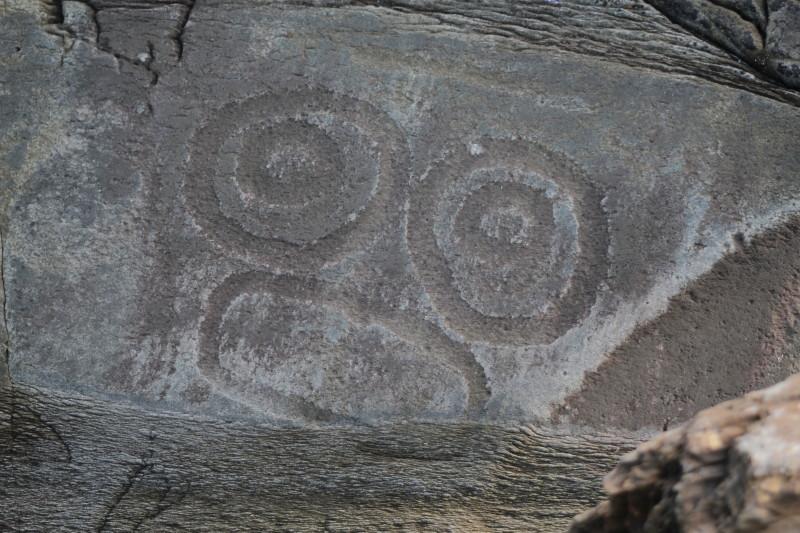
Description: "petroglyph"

(408, 139), (608, 345)
(183, 87), (409, 270)
(4, 0), (800, 428)
(4, 2), (800, 529)
(198, 271), (489, 422)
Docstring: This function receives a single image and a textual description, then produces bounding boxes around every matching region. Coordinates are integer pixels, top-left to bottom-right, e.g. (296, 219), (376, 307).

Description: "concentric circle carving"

(408, 139), (609, 345)
(183, 88), (409, 268)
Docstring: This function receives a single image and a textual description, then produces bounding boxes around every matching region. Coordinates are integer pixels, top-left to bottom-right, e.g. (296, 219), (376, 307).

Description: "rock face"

(555, 217), (800, 430)
(570, 372), (800, 533)
(646, 0), (800, 89)
(2, 0), (800, 530)
(2, 0), (800, 429)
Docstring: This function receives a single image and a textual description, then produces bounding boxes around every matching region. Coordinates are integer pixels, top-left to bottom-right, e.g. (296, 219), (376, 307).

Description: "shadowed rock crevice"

(0, 232), (8, 388)
(173, 0), (195, 60)
(97, 457), (189, 532)
(40, 0), (194, 85)
(557, 216), (800, 431)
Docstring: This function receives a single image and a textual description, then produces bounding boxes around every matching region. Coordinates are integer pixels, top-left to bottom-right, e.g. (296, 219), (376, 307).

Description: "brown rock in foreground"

(571, 373), (800, 533)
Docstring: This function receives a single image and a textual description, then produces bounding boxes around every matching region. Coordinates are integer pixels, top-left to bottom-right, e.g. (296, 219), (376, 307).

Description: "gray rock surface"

(2, 0), (800, 429)
(556, 216), (800, 429)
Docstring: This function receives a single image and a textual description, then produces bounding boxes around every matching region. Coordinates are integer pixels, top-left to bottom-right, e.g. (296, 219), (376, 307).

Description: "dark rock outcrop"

(646, 0), (800, 90)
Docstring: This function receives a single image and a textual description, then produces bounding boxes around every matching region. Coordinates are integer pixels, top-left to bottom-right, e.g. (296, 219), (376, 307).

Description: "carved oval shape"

(198, 272), (472, 423)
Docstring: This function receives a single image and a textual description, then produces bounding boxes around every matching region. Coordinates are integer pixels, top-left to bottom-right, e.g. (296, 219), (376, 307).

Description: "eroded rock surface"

(1, 0), (800, 428)
(646, 0), (800, 89)
(570, 373), (800, 533)
(556, 216), (800, 430)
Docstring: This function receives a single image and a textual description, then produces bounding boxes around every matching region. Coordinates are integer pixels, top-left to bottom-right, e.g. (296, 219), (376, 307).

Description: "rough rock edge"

(37, 0), (194, 82)
(645, 0), (800, 90)
(28, 0), (800, 107)
(0, 232), (8, 388)
(570, 372), (800, 532)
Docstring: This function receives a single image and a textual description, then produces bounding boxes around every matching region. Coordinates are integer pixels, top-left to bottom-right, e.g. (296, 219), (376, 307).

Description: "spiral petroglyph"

(198, 272), (488, 422)
(183, 88), (409, 269)
(408, 139), (609, 345)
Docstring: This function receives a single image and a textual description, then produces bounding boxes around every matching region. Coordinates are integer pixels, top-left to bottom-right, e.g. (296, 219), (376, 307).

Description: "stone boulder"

(571, 373), (800, 532)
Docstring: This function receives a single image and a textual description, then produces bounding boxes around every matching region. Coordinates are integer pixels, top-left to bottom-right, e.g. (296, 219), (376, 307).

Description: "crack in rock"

(0, 232), (8, 388)
(41, 0), (195, 85)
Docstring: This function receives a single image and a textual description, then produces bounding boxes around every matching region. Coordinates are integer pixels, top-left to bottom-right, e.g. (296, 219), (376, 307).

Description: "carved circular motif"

(408, 139), (608, 345)
(184, 88), (409, 267)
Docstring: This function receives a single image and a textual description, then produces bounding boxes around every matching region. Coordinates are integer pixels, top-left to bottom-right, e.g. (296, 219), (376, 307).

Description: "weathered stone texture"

(570, 373), (800, 533)
(646, 0), (800, 89)
(556, 217), (800, 430)
(3, 0), (800, 429)
(2, 0), (800, 530)
(0, 384), (643, 531)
